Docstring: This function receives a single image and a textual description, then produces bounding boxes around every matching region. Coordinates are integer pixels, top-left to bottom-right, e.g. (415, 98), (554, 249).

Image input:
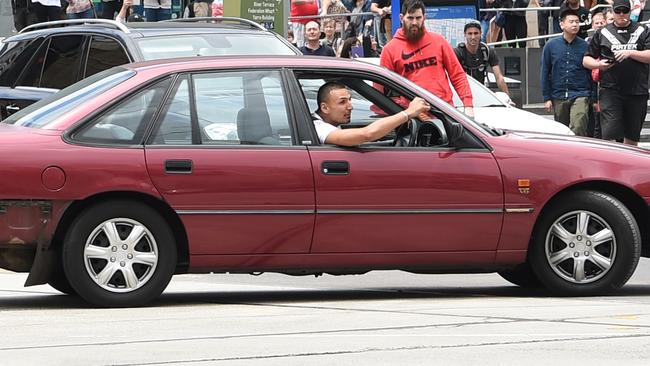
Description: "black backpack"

(456, 42), (491, 84)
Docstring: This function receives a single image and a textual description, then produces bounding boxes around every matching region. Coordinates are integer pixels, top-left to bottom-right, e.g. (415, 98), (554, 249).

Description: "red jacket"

(380, 29), (473, 107)
(290, 0), (318, 24)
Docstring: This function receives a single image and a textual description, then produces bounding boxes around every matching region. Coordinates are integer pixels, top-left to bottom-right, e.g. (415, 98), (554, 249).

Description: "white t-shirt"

(312, 113), (338, 144)
(32, 0), (61, 7)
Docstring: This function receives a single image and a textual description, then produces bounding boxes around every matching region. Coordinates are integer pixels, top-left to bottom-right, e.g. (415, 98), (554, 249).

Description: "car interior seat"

(236, 107), (278, 145)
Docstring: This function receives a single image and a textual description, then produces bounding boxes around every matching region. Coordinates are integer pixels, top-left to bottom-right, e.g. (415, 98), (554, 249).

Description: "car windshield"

(3, 67), (135, 128)
(135, 33), (297, 60)
(451, 77), (505, 108)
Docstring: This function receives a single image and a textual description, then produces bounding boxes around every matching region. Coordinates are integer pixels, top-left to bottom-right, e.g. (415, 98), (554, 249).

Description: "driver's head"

(317, 82), (353, 126)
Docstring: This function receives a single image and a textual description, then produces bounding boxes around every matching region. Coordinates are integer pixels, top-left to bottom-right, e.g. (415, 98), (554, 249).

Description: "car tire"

(529, 190), (641, 295)
(48, 246), (77, 295)
(48, 270), (76, 296)
(498, 262), (542, 288)
(62, 200), (176, 307)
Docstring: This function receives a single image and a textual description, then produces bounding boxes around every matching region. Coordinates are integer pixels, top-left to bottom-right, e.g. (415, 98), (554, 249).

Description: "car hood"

(491, 130), (650, 199)
(505, 129), (650, 157)
(472, 106), (573, 135)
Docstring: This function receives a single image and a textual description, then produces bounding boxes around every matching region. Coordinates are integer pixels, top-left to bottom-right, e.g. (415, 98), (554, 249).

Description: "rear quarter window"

(135, 33), (296, 60)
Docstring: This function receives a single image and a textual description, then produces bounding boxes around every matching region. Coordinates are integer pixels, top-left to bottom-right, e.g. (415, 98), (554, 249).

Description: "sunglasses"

(614, 8), (630, 14)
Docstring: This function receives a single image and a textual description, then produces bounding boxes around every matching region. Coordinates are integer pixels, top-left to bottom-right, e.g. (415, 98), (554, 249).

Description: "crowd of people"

(307, 0), (650, 148)
(10, 0), (225, 30)
(480, 0), (641, 48)
(539, 0), (650, 146)
(8, 0), (650, 147)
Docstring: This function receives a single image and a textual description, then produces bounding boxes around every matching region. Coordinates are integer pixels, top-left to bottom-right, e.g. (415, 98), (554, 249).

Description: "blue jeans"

(480, 19), (490, 42)
(144, 8), (171, 22)
(67, 8), (95, 19)
(374, 15), (388, 48)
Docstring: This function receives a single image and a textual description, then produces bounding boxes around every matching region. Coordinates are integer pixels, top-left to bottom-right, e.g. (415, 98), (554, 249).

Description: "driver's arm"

(324, 97), (430, 146)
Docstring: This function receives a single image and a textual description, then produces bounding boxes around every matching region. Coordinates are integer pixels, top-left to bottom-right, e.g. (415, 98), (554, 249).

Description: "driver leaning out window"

(312, 82), (430, 146)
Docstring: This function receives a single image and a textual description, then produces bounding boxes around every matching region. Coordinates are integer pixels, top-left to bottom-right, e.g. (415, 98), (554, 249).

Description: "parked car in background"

(452, 75), (573, 135)
(0, 18), (299, 120)
(1, 56), (648, 307)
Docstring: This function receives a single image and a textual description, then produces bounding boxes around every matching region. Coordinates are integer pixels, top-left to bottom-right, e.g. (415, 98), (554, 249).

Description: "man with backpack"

(454, 21), (510, 96)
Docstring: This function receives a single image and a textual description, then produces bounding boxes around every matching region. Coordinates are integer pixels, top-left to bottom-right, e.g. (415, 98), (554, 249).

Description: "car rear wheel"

(529, 191), (641, 295)
(48, 247), (77, 295)
(498, 262), (542, 288)
(48, 271), (76, 295)
(62, 201), (176, 307)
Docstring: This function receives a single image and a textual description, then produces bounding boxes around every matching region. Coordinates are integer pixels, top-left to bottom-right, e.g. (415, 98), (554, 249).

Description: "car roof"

(123, 55), (385, 75)
(3, 18), (279, 42)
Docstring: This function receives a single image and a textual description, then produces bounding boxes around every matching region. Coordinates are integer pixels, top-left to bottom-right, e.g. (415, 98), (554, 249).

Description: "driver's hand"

(464, 106), (474, 118)
(405, 97), (430, 118)
(418, 111), (432, 120)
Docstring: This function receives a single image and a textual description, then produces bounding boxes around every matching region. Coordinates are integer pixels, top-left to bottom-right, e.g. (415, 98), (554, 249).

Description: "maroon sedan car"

(0, 56), (648, 307)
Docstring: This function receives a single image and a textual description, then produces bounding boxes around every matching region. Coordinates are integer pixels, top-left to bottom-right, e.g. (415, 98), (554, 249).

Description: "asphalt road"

(2, 259), (650, 365)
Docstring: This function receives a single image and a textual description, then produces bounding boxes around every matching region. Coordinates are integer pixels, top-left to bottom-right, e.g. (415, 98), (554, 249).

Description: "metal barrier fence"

(287, 5), (618, 47)
(288, 12), (376, 22)
(483, 4), (615, 47)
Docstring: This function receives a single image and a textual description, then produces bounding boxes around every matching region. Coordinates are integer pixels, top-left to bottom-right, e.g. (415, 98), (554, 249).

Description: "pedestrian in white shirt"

(143, 0), (171, 21)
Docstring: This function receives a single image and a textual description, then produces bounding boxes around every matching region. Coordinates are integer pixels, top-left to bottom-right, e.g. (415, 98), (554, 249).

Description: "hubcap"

(83, 218), (159, 293)
(545, 210), (616, 284)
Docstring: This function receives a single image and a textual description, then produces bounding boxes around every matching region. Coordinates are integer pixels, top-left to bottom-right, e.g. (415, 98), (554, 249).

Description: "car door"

(292, 71), (504, 254)
(145, 70), (315, 256)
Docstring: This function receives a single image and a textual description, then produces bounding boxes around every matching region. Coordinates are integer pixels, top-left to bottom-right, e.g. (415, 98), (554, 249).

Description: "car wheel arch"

(530, 180), (650, 260)
(43, 191), (189, 284)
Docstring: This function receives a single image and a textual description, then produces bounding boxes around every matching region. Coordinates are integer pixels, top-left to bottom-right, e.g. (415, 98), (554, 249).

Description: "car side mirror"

(417, 120), (447, 147)
(419, 115), (465, 147)
(446, 120), (465, 145)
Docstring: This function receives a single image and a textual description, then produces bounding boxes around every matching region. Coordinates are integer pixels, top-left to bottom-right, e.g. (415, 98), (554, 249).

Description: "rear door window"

(150, 70), (294, 146)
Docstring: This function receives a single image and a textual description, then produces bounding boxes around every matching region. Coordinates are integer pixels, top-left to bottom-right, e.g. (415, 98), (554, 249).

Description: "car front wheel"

(62, 201), (176, 307)
(529, 191), (641, 295)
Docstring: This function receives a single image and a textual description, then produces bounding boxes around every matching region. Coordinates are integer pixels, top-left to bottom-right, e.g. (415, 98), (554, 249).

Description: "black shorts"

(599, 88), (648, 142)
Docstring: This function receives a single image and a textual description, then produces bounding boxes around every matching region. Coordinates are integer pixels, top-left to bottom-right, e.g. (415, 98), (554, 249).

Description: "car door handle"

(165, 160), (193, 174)
(321, 161), (349, 175)
(5, 105), (20, 114)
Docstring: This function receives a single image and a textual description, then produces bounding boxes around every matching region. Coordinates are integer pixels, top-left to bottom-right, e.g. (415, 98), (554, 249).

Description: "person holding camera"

(541, 8), (592, 136)
(583, 0), (650, 146)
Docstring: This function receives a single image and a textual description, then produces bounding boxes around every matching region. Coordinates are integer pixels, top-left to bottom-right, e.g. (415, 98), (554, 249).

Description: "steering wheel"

(393, 118), (420, 147)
